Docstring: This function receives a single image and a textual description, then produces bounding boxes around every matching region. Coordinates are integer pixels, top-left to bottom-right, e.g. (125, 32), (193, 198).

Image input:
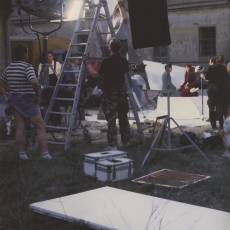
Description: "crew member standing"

(204, 55), (229, 129)
(0, 44), (51, 160)
(84, 38), (130, 150)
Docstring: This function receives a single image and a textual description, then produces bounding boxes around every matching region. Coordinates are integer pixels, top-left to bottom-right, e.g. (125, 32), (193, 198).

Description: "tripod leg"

(171, 117), (211, 163)
(141, 118), (167, 168)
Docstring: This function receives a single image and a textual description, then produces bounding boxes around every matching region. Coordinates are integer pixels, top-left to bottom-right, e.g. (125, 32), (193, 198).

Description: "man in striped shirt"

(0, 44), (51, 160)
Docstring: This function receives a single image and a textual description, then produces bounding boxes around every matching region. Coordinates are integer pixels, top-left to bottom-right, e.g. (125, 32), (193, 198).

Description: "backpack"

(179, 131), (199, 146)
(202, 135), (223, 150)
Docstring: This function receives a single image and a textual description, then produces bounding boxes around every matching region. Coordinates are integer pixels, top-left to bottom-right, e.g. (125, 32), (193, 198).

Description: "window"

(153, 46), (168, 63)
(199, 27), (216, 56)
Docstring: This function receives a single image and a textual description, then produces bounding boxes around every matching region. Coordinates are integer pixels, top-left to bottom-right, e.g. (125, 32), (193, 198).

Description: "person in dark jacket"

(204, 55), (229, 129)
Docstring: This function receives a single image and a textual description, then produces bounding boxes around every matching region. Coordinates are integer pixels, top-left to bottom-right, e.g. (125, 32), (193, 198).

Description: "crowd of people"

(1, 0), (230, 159)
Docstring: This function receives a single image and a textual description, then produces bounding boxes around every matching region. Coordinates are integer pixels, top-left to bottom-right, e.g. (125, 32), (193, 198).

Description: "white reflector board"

(30, 187), (230, 230)
(143, 60), (185, 91)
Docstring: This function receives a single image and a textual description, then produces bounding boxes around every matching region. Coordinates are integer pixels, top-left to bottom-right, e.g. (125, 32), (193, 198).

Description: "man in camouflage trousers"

(83, 37), (130, 150)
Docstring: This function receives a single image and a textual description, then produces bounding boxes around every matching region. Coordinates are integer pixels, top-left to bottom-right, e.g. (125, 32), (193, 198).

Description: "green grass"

(0, 129), (230, 229)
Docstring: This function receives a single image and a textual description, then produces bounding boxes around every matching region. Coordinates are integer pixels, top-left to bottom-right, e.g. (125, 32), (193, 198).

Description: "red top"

(85, 61), (99, 75)
(180, 71), (196, 89)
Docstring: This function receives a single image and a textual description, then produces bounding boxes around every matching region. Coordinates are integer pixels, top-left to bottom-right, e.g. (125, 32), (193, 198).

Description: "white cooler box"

(83, 150), (128, 177)
(95, 157), (134, 182)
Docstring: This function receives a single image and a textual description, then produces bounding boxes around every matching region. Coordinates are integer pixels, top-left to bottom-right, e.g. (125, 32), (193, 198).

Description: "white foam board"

(30, 187), (230, 230)
(143, 60), (185, 91)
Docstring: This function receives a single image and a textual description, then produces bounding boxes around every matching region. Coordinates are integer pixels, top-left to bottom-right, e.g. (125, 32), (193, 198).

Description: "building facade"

(1, 0), (230, 71)
(157, 0), (230, 66)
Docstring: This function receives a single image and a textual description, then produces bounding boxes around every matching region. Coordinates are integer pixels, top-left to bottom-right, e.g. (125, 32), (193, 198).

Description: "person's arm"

(0, 80), (9, 93)
(86, 63), (99, 78)
(30, 79), (40, 105)
(118, 0), (128, 22)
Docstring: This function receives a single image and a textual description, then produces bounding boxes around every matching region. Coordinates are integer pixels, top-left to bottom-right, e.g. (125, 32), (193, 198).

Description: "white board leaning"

(143, 60), (185, 91)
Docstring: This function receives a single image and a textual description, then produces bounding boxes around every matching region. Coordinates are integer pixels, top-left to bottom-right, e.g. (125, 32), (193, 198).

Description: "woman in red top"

(178, 64), (198, 97)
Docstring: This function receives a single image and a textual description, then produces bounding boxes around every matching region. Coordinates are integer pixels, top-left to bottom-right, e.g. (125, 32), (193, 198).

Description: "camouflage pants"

(101, 85), (130, 146)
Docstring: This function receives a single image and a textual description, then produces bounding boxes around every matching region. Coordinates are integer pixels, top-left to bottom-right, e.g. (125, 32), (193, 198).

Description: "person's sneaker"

(104, 145), (117, 151)
(19, 153), (29, 161)
(42, 153), (52, 160)
(222, 152), (230, 158)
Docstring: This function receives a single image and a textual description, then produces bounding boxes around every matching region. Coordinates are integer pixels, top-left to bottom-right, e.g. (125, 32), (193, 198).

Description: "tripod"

(141, 89), (211, 168)
(201, 71), (204, 121)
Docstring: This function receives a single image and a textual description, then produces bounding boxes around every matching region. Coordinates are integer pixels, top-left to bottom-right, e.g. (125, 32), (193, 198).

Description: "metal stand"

(201, 74), (204, 121)
(18, 3), (64, 86)
(141, 89), (211, 168)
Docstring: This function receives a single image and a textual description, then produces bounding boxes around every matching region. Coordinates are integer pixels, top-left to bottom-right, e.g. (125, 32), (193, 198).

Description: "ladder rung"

(75, 30), (91, 33)
(47, 140), (65, 145)
(63, 70), (80, 73)
(54, 98), (74, 101)
(46, 125), (68, 130)
(58, 83), (77, 87)
(71, 43), (87, 46)
(67, 56), (83, 59)
(85, 4), (99, 8)
(49, 111), (72, 115)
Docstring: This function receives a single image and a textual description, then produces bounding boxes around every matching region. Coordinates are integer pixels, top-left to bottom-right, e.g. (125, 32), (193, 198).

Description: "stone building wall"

(4, 0), (230, 68)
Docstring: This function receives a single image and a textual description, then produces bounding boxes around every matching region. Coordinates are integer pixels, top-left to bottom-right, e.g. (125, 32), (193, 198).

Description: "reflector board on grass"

(30, 186), (230, 230)
(132, 169), (211, 189)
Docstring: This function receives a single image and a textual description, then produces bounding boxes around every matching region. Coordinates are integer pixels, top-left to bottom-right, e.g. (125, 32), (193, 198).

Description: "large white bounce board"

(30, 186), (230, 230)
(143, 60), (185, 91)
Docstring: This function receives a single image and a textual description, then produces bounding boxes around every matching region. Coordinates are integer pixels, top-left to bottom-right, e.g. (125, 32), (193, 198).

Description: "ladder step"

(71, 43), (87, 46)
(58, 83), (77, 87)
(67, 56), (83, 60)
(97, 18), (109, 22)
(54, 97), (74, 101)
(47, 140), (65, 145)
(63, 70), (80, 73)
(84, 4), (99, 8)
(46, 125), (68, 130)
(75, 29), (91, 33)
(80, 17), (108, 22)
(49, 111), (72, 115)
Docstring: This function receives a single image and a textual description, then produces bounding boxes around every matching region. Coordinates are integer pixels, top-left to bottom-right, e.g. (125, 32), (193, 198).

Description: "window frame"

(199, 26), (216, 57)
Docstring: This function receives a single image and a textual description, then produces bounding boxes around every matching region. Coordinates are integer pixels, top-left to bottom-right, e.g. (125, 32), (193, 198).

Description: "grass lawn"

(0, 128), (230, 229)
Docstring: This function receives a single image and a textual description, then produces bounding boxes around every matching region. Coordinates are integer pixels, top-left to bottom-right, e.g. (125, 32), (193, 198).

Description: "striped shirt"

(0, 61), (36, 94)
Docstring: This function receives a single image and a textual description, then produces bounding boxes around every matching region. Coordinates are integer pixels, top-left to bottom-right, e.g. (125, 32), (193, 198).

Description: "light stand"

(201, 72), (204, 121)
(18, 1), (64, 87)
(141, 76), (211, 168)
